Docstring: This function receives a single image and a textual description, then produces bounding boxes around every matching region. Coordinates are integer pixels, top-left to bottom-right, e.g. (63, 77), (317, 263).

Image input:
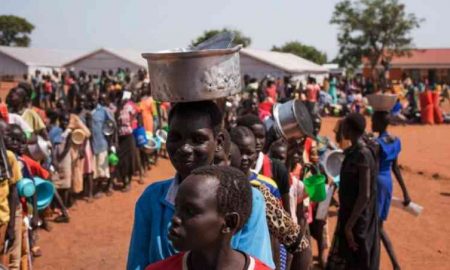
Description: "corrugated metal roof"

(241, 48), (328, 74)
(63, 48), (147, 68)
(391, 48), (450, 67)
(0, 46), (85, 67)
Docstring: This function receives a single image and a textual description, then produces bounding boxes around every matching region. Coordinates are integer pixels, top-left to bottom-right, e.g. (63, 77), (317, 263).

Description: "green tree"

(271, 41), (327, 65)
(0, 15), (34, 47)
(190, 28), (251, 48)
(330, 0), (422, 81)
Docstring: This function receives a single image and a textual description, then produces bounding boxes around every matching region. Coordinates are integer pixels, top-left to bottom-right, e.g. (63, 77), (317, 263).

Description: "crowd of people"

(0, 68), (170, 269)
(0, 65), (427, 270)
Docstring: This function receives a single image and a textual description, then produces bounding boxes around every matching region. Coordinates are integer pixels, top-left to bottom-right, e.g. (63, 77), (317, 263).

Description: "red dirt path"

(34, 118), (450, 270)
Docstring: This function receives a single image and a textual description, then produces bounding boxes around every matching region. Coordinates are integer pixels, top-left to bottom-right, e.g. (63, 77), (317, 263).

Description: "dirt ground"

(33, 118), (450, 270)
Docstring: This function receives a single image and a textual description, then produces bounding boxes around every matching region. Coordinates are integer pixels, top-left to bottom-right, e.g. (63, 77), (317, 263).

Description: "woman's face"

(233, 134), (257, 175)
(167, 111), (218, 179)
(250, 123), (266, 153)
(169, 175), (225, 252)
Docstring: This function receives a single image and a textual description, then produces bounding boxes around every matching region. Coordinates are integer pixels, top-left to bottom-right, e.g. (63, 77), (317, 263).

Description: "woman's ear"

(222, 212), (240, 234)
(215, 130), (225, 153)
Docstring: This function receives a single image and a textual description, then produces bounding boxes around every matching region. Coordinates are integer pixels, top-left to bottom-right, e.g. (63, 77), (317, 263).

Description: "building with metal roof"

(363, 48), (450, 83)
(63, 48), (147, 75)
(0, 46), (84, 78)
(240, 48), (329, 82)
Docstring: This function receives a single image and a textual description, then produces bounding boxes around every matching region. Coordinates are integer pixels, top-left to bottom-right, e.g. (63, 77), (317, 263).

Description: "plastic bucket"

(17, 178), (36, 198)
(108, 153), (119, 166)
(304, 174), (327, 202)
(33, 177), (55, 210)
(133, 127), (148, 147)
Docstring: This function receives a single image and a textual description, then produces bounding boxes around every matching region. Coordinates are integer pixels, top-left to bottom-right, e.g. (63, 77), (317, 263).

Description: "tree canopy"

(190, 28), (251, 48)
(0, 15), (35, 47)
(271, 41), (328, 65)
(330, 0), (422, 76)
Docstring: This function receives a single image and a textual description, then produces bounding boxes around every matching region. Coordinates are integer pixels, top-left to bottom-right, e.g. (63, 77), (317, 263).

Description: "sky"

(0, 0), (447, 59)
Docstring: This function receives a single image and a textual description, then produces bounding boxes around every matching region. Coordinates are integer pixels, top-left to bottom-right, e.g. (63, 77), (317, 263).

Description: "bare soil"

(34, 118), (450, 270)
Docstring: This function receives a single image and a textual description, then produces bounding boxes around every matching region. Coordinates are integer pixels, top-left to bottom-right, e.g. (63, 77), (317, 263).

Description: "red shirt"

(21, 154), (50, 179)
(146, 252), (271, 270)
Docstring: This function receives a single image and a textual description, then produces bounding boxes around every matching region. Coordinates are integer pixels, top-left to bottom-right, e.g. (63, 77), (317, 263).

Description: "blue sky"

(1, 0), (446, 59)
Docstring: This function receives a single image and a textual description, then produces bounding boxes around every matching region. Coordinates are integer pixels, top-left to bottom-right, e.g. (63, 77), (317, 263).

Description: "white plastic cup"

(391, 196), (423, 217)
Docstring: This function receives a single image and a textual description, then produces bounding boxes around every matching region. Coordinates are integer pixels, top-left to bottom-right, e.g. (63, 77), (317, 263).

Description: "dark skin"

(169, 174), (245, 270)
(342, 121), (371, 252)
(166, 111), (223, 181)
(372, 112), (411, 270)
(232, 133), (282, 269)
(8, 88), (48, 140)
(270, 144), (287, 165)
(250, 123), (290, 212)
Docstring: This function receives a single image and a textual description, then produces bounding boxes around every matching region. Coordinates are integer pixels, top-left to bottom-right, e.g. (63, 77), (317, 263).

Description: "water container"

(133, 127), (148, 147)
(303, 174), (327, 202)
(17, 178), (36, 198)
(391, 197), (423, 217)
(33, 177), (55, 210)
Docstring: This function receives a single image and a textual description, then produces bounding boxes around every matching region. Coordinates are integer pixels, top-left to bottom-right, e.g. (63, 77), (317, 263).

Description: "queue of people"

(0, 57), (417, 270)
(0, 68), (169, 270)
(126, 45), (414, 270)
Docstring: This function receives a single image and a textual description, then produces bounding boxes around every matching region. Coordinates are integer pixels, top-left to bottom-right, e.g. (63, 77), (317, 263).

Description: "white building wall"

(0, 52), (28, 78)
(65, 50), (142, 75)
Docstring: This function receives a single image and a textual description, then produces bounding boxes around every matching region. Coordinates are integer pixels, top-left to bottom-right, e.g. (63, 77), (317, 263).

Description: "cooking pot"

(273, 99), (314, 140)
(142, 46), (242, 102)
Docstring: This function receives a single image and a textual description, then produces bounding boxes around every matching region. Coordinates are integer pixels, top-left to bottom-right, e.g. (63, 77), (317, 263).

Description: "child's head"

(5, 124), (26, 154)
(59, 113), (70, 130)
(230, 126), (257, 176)
(237, 114), (266, 153)
(169, 165), (252, 252)
(269, 139), (287, 164)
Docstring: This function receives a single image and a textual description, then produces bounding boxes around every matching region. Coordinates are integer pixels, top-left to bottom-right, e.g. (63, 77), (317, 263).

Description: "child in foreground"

(146, 165), (271, 270)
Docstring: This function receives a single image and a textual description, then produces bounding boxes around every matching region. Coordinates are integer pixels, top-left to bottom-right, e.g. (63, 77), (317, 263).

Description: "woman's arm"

(392, 158), (411, 206)
(57, 134), (72, 162)
(345, 164), (371, 251)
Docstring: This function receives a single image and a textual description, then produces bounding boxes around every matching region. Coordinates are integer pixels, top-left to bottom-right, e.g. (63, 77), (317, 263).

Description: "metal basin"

(28, 136), (51, 161)
(321, 150), (345, 178)
(142, 46), (242, 102)
(273, 99), (314, 140)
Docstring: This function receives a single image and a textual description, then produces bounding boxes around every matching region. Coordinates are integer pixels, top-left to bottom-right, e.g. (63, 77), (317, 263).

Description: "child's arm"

(57, 134), (72, 162)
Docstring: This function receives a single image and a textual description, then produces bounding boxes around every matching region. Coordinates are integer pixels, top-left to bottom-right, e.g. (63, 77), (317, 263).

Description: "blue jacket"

(127, 177), (274, 270)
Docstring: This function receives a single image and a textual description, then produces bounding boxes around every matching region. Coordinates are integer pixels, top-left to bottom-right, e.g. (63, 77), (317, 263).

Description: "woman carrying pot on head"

(127, 101), (275, 270)
(326, 113), (380, 270)
(372, 109), (411, 270)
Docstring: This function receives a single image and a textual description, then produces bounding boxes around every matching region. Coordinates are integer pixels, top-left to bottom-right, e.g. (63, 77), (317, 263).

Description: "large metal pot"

(273, 99), (314, 140)
(28, 136), (51, 161)
(142, 46), (242, 102)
